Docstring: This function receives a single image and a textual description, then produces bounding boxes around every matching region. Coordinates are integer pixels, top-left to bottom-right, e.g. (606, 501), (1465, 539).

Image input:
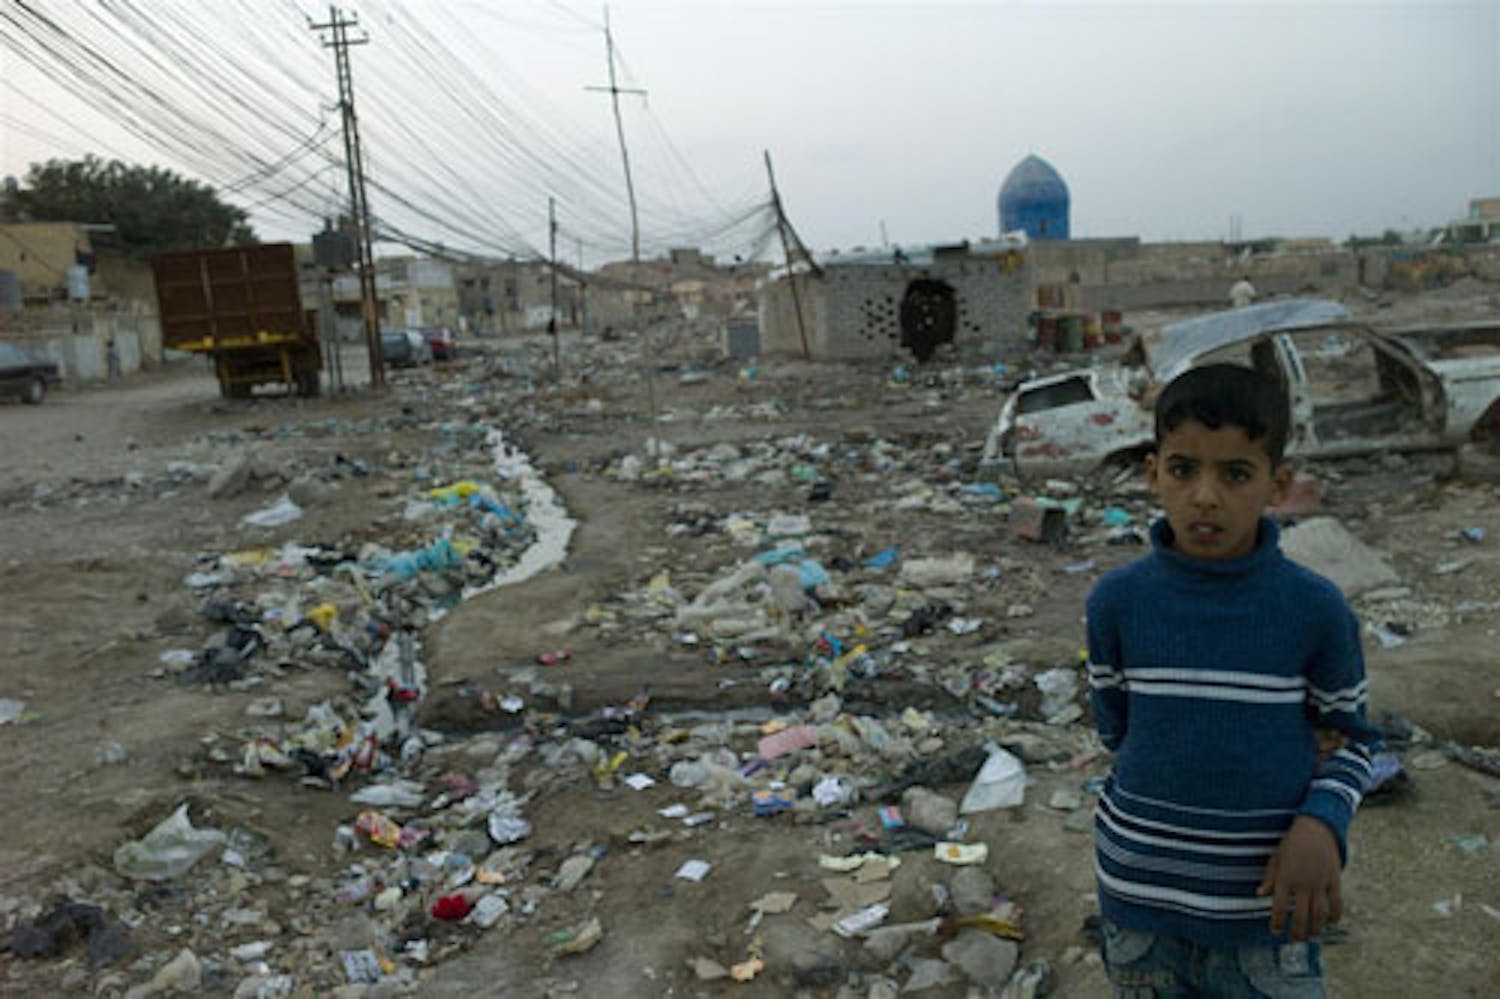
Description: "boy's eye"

(1222, 466), (1252, 484)
(1167, 463), (1194, 480)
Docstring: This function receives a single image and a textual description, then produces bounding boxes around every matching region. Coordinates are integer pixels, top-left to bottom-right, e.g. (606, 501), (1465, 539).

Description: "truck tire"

(22, 377), (46, 404)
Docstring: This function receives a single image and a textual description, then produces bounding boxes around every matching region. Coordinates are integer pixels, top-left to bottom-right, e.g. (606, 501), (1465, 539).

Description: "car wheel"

(22, 377), (46, 404)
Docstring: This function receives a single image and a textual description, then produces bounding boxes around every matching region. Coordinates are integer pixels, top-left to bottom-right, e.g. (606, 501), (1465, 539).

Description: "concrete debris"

(1281, 517), (1401, 596)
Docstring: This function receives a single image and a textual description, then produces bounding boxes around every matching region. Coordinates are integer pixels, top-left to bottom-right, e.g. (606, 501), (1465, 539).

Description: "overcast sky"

(2, 0), (1496, 259)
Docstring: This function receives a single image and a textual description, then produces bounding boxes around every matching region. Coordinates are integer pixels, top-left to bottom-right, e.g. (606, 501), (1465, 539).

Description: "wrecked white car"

(985, 299), (1500, 478)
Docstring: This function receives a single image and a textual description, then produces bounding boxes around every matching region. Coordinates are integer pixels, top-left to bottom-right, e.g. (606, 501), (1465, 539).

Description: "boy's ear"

(1268, 461), (1294, 506)
(1143, 451), (1160, 495)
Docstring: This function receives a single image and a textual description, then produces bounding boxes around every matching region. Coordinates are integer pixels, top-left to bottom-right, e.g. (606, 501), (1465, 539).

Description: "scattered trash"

(757, 724), (818, 760)
(8, 900), (134, 967)
(431, 893), (477, 920)
(547, 916), (603, 957)
(239, 495), (304, 528)
(834, 903), (891, 938)
(675, 859), (712, 882)
(935, 842), (990, 865)
(960, 744), (1028, 813)
(730, 956), (765, 981)
(751, 891), (798, 914)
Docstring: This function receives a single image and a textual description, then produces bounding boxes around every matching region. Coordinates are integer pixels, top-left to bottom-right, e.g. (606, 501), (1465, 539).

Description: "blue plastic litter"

(864, 547), (900, 569)
(1101, 507), (1132, 527)
(470, 494), (522, 524)
(964, 482), (1004, 501)
(755, 545), (806, 567)
(382, 538), (462, 581)
(797, 560), (830, 590)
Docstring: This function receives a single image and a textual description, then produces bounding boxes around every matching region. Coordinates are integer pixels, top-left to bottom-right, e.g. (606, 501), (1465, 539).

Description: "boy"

(1086, 363), (1381, 997)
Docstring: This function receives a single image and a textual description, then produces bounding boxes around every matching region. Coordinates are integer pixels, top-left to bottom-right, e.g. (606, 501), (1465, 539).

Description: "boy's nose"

(1189, 477), (1220, 508)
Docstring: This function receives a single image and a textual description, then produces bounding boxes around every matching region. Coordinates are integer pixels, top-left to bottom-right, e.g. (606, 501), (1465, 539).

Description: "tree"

(15, 155), (255, 258)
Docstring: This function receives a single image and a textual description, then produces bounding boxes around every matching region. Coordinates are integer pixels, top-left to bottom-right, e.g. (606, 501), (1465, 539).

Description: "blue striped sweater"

(1086, 517), (1382, 945)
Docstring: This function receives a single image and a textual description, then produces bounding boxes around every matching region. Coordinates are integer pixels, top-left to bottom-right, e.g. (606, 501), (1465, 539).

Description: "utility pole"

(764, 150), (811, 361)
(576, 237), (587, 335)
(311, 5), (384, 389)
(587, 6), (658, 434)
(548, 196), (559, 380)
(585, 9), (645, 265)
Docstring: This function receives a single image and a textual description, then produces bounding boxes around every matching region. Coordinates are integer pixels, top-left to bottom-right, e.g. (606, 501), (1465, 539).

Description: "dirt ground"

(2, 292), (1498, 998)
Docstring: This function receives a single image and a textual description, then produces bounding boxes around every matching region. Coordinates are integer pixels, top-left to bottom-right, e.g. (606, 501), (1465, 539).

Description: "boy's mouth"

(1187, 521), (1225, 542)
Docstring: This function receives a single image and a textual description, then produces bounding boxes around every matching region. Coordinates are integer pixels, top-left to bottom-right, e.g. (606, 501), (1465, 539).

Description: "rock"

(948, 866), (997, 915)
(868, 978), (900, 999)
(553, 854), (595, 892)
(1280, 517), (1399, 597)
(142, 948), (201, 995)
(903, 958), (957, 992)
(886, 857), (945, 922)
(287, 475), (332, 507)
(761, 920), (845, 986)
(901, 786), (958, 837)
(689, 957), (729, 981)
(208, 454), (254, 499)
(862, 919), (939, 964)
(941, 930), (1019, 987)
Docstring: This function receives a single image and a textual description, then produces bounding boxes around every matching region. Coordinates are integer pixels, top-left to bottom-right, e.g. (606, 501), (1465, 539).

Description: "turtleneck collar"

(1149, 516), (1282, 578)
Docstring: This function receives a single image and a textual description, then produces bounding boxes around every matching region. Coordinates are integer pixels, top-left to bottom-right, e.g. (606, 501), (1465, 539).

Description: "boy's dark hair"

(1154, 362), (1290, 463)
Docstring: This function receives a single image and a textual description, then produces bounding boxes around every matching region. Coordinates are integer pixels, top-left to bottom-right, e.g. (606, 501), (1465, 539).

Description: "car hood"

(1139, 298), (1351, 382)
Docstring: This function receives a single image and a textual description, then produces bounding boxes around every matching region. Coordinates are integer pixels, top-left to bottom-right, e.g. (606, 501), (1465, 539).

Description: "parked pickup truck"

(984, 299), (1500, 478)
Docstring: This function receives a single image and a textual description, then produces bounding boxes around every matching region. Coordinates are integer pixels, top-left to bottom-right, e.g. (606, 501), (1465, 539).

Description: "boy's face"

(1145, 418), (1292, 561)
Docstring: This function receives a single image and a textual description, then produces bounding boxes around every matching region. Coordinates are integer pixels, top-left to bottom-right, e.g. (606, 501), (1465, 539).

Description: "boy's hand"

(1316, 727), (1348, 761)
(1256, 816), (1342, 940)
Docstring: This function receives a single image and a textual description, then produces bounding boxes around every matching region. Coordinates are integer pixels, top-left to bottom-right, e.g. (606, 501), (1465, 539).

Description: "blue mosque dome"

(998, 154), (1069, 240)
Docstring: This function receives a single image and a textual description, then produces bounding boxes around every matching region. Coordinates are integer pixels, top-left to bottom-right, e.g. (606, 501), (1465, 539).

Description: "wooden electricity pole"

(549, 195), (560, 380)
(311, 5), (384, 389)
(765, 150), (811, 361)
(587, 7), (658, 432)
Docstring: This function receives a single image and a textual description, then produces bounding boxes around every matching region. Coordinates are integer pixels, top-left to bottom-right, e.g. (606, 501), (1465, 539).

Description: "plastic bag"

(959, 743), (1027, 814)
(113, 804), (225, 881)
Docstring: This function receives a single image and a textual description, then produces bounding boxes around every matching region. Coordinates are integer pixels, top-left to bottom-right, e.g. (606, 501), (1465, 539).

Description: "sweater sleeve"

(1086, 585), (1127, 751)
(1297, 601), (1384, 862)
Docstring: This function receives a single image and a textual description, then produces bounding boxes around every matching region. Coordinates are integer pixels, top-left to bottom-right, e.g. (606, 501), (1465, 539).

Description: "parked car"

(0, 342), (63, 404)
(983, 299), (1500, 478)
(420, 326), (458, 361)
(379, 329), (432, 368)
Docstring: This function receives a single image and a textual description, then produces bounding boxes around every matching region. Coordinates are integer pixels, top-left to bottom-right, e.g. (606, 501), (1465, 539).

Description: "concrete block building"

(758, 237), (1032, 362)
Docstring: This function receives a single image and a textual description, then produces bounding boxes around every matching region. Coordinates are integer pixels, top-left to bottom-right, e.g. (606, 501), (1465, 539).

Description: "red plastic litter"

(536, 648), (573, 666)
(431, 893), (475, 921)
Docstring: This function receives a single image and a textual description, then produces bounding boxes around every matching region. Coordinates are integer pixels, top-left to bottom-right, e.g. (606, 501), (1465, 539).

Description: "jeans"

(1102, 919), (1324, 998)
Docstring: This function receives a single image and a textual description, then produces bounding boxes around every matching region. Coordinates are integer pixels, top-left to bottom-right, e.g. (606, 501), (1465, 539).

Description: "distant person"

(106, 337), (121, 380)
(1087, 364), (1381, 997)
(1230, 275), (1257, 308)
